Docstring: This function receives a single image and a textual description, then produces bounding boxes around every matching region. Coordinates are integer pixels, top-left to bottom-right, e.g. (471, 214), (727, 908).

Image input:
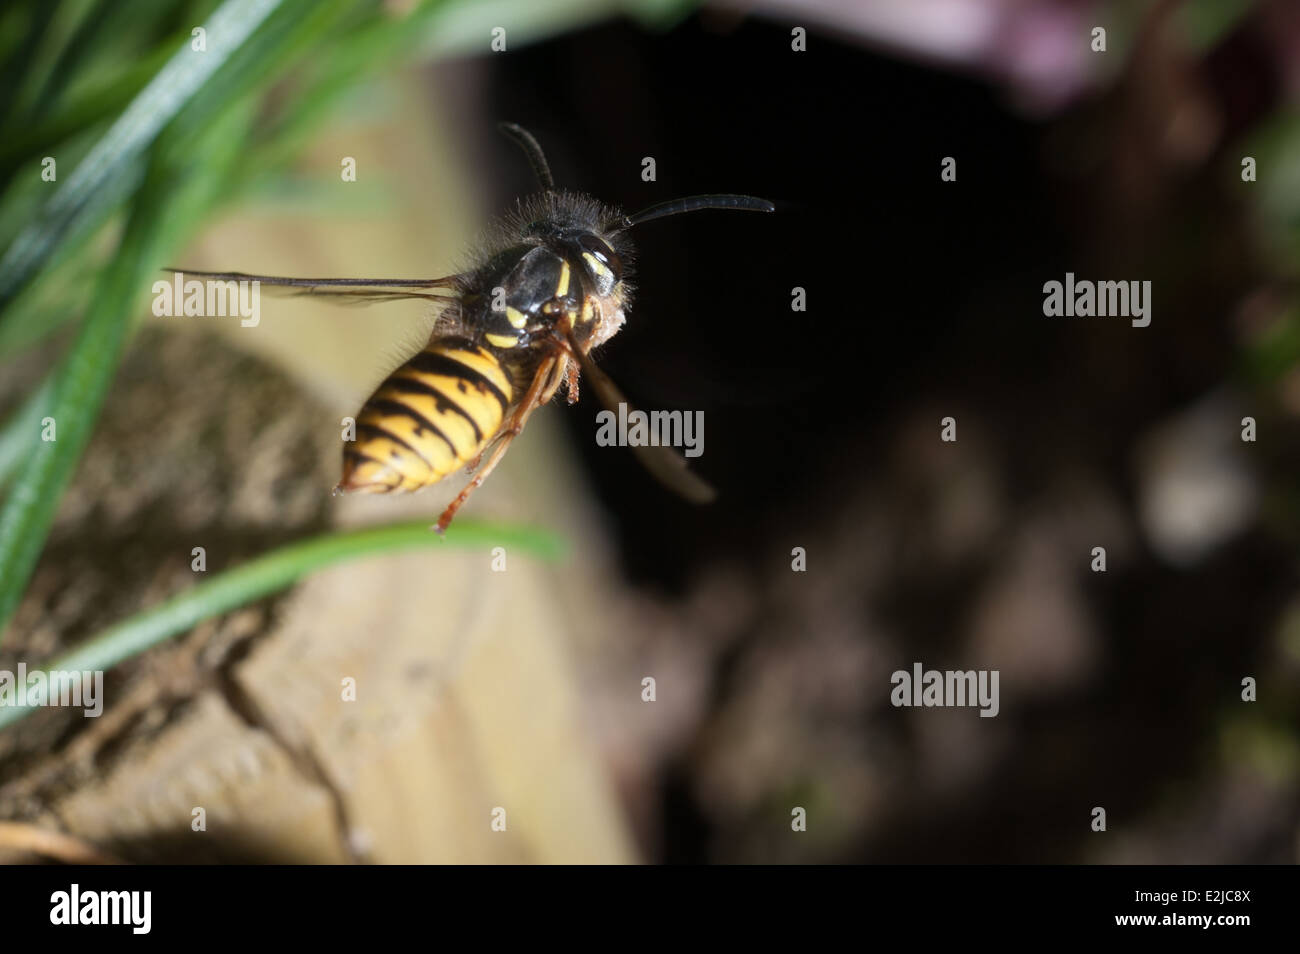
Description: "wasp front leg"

(553, 301), (588, 406)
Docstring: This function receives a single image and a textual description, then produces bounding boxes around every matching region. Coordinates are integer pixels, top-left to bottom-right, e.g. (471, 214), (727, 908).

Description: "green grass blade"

(0, 83), (266, 642)
(0, 518), (564, 730)
(0, 0), (283, 309)
(0, 175), (167, 640)
(0, 371), (54, 490)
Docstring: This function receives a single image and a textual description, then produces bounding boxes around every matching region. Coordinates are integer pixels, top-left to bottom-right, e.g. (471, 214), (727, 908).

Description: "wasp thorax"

(475, 222), (629, 351)
(479, 245), (573, 350)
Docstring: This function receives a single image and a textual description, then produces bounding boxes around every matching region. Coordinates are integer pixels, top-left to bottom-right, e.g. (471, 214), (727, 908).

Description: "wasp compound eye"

(578, 233), (622, 292)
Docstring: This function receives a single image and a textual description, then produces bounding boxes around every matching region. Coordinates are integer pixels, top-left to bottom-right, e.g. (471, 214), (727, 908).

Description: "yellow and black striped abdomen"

(338, 338), (513, 494)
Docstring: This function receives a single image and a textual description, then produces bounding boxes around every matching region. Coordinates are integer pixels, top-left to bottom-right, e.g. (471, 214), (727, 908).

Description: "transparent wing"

(567, 333), (717, 505)
(163, 268), (461, 305)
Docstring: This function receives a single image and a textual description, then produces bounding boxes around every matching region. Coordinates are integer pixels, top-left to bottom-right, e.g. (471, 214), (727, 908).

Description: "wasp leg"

(434, 354), (565, 534)
(564, 357), (580, 405)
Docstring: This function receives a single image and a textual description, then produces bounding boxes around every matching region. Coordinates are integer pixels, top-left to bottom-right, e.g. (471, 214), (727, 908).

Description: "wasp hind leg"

(434, 354), (565, 534)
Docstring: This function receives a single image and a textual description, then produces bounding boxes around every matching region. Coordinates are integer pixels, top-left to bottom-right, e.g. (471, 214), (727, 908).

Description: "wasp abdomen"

(338, 338), (513, 494)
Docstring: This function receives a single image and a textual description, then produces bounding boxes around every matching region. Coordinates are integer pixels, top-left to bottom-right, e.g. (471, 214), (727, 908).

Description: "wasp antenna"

(497, 122), (555, 192)
(619, 194), (774, 229)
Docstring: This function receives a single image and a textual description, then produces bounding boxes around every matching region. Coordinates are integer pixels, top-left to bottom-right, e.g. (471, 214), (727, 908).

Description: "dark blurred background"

(452, 5), (1300, 862)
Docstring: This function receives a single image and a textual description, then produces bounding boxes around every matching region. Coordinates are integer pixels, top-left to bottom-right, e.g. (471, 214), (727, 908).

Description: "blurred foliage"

(0, 0), (434, 642)
(1237, 109), (1300, 386)
(1176, 0), (1256, 51)
(1248, 110), (1300, 270)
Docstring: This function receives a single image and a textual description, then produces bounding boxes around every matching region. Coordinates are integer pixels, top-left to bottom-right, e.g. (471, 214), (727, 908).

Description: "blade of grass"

(0, 0), (336, 358)
(0, 0), (283, 310)
(0, 158), (142, 359)
(0, 83), (263, 642)
(0, 518), (564, 730)
(0, 166), (170, 640)
(0, 371), (55, 490)
(0, 39), (175, 169)
(0, 0), (57, 123)
(17, 0), (169, 121)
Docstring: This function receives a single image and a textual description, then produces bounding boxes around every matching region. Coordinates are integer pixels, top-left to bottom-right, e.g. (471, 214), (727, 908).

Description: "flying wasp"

(175, 123), (773, 532)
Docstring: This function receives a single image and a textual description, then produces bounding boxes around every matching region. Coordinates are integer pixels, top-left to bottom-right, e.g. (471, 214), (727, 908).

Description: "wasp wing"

(162, 269), (461, 305)
(567, 335), (717, 505)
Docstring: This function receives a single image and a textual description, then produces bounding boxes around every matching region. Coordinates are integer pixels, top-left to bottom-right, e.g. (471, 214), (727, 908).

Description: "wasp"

(176, 124), (773, 532)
